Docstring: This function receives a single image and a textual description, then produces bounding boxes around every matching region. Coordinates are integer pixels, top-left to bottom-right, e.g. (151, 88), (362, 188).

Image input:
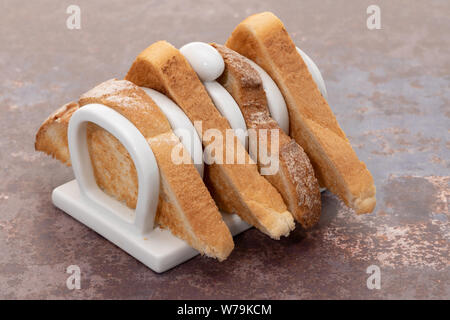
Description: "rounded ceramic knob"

(180, 42), (225, 81)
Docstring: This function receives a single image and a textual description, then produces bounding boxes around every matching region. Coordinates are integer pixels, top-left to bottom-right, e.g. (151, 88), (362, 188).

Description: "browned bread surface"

(212, 43), (321, 228)
(35, 79), (234, 260)
(225, 12), (376, 214)
(35, 101), (79, 166)
(126, 41), (295, 238)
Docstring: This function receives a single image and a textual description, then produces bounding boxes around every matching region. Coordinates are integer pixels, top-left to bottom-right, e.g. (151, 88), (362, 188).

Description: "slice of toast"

(212, 43), (321, 228)
(35, 79), (234, 261)
(126, 41), (295, 238)
(225, 12), (376, 214)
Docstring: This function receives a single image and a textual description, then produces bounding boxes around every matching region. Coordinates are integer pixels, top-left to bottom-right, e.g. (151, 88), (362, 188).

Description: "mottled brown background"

(0, 0), (448, 299)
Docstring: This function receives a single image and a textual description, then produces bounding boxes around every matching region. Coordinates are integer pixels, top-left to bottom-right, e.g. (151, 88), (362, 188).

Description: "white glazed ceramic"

(179, 42), (225, 81)
(68, 103), (160, 232)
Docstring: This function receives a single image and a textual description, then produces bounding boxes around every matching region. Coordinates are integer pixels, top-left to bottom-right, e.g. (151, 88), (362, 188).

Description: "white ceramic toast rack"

(52, 43), (327, 273)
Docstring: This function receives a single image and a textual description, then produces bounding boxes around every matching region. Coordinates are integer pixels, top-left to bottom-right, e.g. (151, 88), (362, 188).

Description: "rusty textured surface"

(0, 0), (448, 299)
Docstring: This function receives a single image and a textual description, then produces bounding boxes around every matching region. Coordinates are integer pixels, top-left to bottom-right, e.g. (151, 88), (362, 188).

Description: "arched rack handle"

(68, 104), (160, 234)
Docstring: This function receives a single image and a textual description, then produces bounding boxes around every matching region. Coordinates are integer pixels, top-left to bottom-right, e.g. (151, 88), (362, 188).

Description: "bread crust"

(212, 43), (321, 228)
(36, 79), (234, 261)
(126, 41), (295, 238)
(225, 12), (376, 214)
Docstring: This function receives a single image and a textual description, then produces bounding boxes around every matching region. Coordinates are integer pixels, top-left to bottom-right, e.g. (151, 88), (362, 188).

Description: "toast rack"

(52, 44), (326, 273)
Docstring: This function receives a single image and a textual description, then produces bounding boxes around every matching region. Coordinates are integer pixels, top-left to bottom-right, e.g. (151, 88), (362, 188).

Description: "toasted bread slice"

(225, 12), (376, 214)
(126, 41), (295, 238)
(35, 79), (234, 261)
(35, 101), (79, 166)
(212, 43), (321, 228)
